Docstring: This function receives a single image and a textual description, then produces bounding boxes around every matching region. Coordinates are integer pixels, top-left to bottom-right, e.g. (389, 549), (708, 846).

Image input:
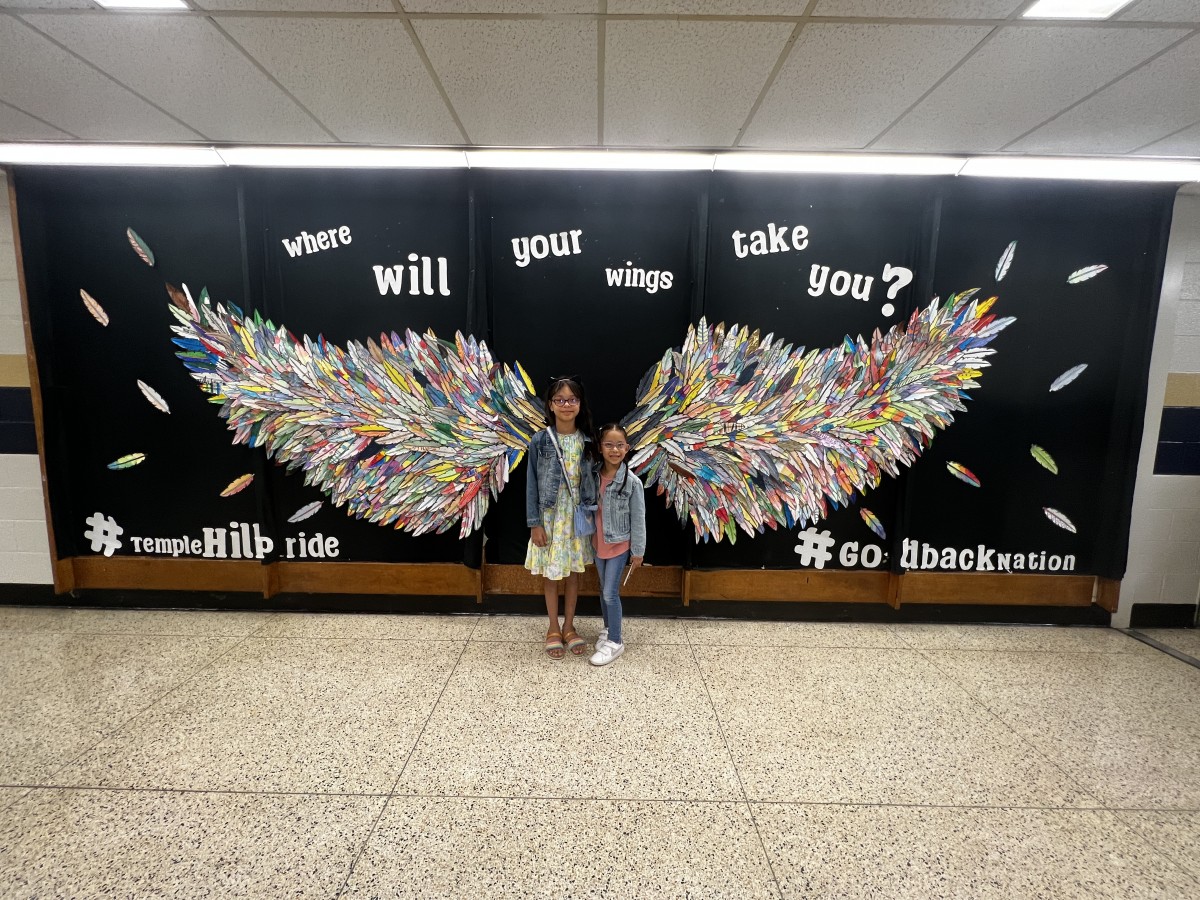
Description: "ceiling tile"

(193, 0), (392, 9)
(874, 25), (1187, 152)
(815, 0), (1022, 17)
(1119, 0), (1199, 22)
(743, 22), (989, 149)
(413, 19), (595, 145)
(607, 1), (810, 12)
(0, 1), (92, 7)
(1010, 34), (1200, 153)
(406, 1), (596, 11)
(0, 101), (71, 140)
(22, 14), (332, 143)
(216, 17), (461, 144)
(604, 20), (791, 146)
(0, 17), (200, 141)
(1134, 122), (1200, 156)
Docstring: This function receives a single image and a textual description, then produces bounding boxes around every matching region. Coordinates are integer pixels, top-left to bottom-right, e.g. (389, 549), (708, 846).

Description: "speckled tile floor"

(1, 608), (1199, 899)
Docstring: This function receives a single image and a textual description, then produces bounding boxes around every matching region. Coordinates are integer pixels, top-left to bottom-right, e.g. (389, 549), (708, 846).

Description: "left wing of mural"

(167, 286), (544, 537)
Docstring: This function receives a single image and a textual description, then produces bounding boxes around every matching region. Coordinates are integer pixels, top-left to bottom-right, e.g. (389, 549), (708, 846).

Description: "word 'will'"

(373, 256), (451, 297)
(282, 226), (353, 257)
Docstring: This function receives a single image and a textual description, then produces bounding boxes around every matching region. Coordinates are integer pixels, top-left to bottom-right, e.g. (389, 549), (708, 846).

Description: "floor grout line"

(332, 618), (474, 899)
(18, 626), (272, 791)
(684, 619), (785, 899)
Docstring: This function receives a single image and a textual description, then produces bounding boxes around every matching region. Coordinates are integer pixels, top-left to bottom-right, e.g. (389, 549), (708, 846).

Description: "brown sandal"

(545, 630), (565, 660)
(563, 628), (587, 656)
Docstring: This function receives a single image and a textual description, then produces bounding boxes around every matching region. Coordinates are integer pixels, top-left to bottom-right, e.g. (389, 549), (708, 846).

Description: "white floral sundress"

(524, 430), (590, 580)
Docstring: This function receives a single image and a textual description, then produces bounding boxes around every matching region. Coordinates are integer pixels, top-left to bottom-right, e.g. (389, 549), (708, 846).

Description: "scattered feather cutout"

(946, 461), (981, 487)
(1050, 364), (1087, 393)
(1030, 444), (1058, 474)
(107, 453), (145, 470)
(859, 508), (887, 541)
(137, 380), (170, 414)
(127, 227), (155, 267)
(80, 289), (109, 326)
(288, 501), (323, 523)
(220, 473), (254, 497)
(1068, 265), (1107, 284)
(1043, 507), (1076, 533)
(995, 241), (1017, 282)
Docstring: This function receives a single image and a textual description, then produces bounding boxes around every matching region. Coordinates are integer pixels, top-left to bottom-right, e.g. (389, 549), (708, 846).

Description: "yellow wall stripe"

(0, 354), (30, 388)
(1164, 372), (1200, 408)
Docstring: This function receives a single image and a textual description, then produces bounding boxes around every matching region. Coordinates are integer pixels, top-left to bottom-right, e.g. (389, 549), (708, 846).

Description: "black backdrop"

(13, 167), (1176, 579)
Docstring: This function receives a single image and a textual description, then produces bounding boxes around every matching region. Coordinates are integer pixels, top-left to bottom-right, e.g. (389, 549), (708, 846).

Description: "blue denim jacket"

(525, 428), (598, 527)
(593, 461), (647, 558)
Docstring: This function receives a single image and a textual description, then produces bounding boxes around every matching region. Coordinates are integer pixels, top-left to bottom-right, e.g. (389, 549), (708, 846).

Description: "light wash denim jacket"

(525, 427), (598, 527)
(593, 461), (647, 558)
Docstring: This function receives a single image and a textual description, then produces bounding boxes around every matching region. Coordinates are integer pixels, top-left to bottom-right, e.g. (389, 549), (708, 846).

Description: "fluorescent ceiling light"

(94, 0), (189, 8)
(215, 146), (467, 168)
(466, 150), (713, 170)
(1023, 0), (1135, 19)
(961, 156), (1200, 182)
(0, 143), (222, 166)
(715, 153), (965, 175)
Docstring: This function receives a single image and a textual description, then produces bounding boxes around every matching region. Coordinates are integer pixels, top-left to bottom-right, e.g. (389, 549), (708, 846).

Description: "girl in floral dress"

(524, 377), (597, 658)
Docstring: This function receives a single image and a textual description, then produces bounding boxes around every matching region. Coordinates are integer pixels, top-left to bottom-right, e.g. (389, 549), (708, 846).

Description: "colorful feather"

(288, 501), (323, 523)
(859, 508), (887, 541)
(80, 289), (109, 327)
(1050, 364), (1087, 393)
(127, 227), (155, 267)
(136, 380), (170, 414)
(107, 453), (145, 470)
(220, 474), (254, 498)
(1068, 265), (1107, 284)
(622, 290), (1014, 541)
(946, 461), (981, 487)
(1030, 444), (1058, 474)
(1043, 507), (1076, 533)
(995, 241), (1016, 282)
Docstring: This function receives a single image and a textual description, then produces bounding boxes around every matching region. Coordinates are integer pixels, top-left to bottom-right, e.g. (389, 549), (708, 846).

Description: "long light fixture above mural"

(0, 144), (1197, 183)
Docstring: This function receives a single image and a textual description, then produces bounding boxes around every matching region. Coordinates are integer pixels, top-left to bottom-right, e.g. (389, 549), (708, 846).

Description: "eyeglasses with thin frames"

(551, 397), (580, 408)
(601, 442), (628, 450)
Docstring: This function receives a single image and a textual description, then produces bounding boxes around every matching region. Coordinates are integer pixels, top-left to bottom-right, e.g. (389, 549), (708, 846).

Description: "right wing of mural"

(622, 290), (1015, 543)
(167, 287), (544, 537)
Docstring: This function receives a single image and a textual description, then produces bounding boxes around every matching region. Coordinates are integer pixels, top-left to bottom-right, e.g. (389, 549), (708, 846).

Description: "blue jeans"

(594, 551), (629, 644)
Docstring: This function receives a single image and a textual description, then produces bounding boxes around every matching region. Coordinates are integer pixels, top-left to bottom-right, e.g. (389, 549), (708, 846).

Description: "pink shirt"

(593, 472), (631, 559)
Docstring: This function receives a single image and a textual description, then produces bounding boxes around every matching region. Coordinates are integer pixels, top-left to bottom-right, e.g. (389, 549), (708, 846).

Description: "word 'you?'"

(732, 221), (913, 317)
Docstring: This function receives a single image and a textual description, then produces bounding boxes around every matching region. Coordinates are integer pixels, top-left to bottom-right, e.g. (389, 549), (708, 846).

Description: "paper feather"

(80, 289), (109, 327)
(1050, 364), (1087, 393)
(1067, 265), (1107, 284)
(127, 228), (155, 267)
(137, 380), (170, 414)
(995, 241), (1016, 282)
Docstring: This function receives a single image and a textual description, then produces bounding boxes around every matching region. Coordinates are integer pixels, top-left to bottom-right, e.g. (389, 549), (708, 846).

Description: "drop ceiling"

(0, 0), (1196, 157)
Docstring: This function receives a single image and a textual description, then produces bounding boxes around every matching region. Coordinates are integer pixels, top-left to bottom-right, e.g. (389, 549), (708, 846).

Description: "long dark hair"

(543, 376), (594, 438)
(597, 422), (630, 492)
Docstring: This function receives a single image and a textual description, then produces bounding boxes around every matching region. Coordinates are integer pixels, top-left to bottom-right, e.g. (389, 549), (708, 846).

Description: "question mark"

(880, 264), (913, 317)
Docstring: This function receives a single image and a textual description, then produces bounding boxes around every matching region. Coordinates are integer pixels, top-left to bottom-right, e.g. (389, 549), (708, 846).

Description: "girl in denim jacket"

(525, 377), (598, 659)
(589, 423), (646, 666)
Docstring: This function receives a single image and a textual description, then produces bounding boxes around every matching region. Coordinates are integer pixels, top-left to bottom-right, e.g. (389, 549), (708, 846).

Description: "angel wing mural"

(168, 285), (1013, 543)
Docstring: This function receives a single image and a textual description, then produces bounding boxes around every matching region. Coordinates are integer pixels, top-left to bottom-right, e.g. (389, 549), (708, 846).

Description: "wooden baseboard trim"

(899, 572), (1095, 606)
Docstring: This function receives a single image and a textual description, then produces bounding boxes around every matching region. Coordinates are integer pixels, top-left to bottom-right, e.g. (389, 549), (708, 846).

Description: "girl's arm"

(629, 474), (647, 559)
(525, 437), (542, 528)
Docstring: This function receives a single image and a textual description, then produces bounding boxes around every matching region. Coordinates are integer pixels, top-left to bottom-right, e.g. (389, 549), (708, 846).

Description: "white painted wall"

(1117, 188), (1200, 628)
(0, 170), (53, 585)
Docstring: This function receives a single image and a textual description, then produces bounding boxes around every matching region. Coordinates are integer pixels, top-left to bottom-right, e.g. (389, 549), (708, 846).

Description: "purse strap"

(545, 428), (580, 505)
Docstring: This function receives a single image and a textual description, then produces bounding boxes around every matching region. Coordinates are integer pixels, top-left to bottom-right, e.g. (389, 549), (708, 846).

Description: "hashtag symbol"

(793, 526), (835, 568)
(83, 512), (124, 557)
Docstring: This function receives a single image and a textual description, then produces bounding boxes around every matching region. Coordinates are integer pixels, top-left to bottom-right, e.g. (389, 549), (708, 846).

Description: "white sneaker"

(597, 628), (609, 648)
(590, 641), (624, 666)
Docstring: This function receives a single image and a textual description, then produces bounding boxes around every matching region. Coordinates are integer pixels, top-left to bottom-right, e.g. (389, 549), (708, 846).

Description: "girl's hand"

(630, 556), (644, 568)
(531, 526), (548, 548)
